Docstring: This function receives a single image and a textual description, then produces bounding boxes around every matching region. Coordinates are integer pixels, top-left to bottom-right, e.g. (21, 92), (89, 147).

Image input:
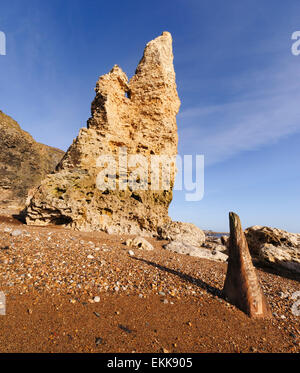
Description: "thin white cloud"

(177, 60), (300, 165)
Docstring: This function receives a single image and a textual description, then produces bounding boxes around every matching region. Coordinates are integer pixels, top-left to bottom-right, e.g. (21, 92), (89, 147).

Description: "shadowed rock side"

(0, 111), (64, 210)
(25, 32), (181, 234)
(223, 212), (272, 318)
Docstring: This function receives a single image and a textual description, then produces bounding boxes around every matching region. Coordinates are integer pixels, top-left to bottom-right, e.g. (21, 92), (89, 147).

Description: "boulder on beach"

(245, 225), (300, 274)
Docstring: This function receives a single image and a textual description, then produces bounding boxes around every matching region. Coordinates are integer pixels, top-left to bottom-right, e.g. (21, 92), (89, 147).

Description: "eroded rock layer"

(25, 32), (181, 234)
(0, 111), (64, 210)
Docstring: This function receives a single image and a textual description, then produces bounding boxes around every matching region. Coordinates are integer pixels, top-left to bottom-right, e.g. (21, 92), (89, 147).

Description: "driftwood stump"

(223, 212), (272, 318)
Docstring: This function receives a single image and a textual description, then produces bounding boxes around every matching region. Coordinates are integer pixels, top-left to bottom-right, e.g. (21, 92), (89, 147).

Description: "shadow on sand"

(132, 256), (224, 299)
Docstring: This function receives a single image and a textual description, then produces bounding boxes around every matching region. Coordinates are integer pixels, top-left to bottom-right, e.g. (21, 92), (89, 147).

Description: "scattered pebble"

(95, 337), (104, 346)
(11, 230), (22, 237)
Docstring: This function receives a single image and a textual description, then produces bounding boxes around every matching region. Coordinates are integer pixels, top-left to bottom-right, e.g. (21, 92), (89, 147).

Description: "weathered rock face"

(25, 32), (180, 234)
(223, 213), (272, 318)
(245, 226), (300, 274)
(0, 111), (64, 210)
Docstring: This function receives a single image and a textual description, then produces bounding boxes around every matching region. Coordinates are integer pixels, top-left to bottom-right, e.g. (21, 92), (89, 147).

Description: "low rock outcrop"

(160, 222), (228, 262)
(158, 221), (206, 247)
(0, 111), (64, 210)
(223, 212), (272, 318)
(25, 32), (180, 234)
(164, 240), (228, 262)
(245, 226), (300, 274)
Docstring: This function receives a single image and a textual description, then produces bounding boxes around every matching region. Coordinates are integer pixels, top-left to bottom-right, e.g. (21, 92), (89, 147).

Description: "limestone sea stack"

(223, 212), (272, 318)
(25, 32), (181, 234)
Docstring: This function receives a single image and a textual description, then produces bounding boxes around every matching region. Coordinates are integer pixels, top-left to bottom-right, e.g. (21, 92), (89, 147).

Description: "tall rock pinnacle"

(25, 32), (181, 234)
(223, 212), (272, 318)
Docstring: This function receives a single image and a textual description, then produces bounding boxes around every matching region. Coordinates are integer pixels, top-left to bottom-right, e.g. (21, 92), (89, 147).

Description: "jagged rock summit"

(25, 32), (182, 235)
(0, 110), (64, 211)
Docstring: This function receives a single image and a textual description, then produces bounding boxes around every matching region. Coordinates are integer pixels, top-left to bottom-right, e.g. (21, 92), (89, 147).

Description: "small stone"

(11, 229), (22, 237)
(27, 308), (32, 314)
(158, 291), (166, 296)
(119, 324), (133, 334)
(93, 296), (100, 303)
(70, 299), (76, 304)
(87, 254), (94, 259)
(128, 250), (134, 256)
(279, 292), (289, 299)
(95, 337), (104, 346)
(163, 299), (168, 304)
(114, 286), (119, 292)
(94, 312), (100, 318)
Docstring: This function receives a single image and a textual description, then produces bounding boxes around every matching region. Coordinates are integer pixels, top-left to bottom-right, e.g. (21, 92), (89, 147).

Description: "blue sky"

(0, 0), (300, 232)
